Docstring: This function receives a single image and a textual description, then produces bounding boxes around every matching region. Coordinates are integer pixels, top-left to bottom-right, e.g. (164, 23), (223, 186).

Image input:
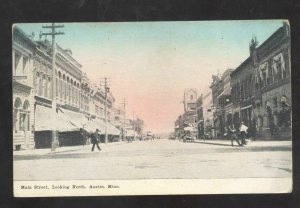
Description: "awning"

(184, 126), (197, 131)
(35, 105), (78, 132)
(58, 108), (89, 130)
(107, 122), (120, 135)
(35, 105), (53, 131)
(126, 129), (136, 137)
(85, 119), (120, 135)
(56, 108), (80, 132)
(85, 119), (104, 133)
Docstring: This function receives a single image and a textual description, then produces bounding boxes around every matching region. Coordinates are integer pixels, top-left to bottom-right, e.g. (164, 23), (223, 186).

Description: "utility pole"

(100, 77), (111, 144)
(132, 111), (135, 141)
(41, 23), (64, 151)
(120, 98), (127, 141)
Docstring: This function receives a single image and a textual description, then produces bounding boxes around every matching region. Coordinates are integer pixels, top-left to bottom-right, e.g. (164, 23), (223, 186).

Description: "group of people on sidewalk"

(226, 122), (250, 147)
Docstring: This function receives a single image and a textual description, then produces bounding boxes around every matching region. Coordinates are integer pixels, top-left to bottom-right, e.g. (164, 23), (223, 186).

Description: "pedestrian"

(228, 124), (241, 146)
(239, 122), (248, 145)
(91, 129), (101, 151)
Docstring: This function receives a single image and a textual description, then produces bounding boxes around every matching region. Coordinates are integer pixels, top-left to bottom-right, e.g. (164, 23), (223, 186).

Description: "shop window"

(19, 112), (30, 131)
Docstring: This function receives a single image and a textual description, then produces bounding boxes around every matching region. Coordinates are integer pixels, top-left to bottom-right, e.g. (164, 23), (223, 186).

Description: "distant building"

(80, 72), (91, 117)
(196, 95), (204, 137)
(202, 91), (214, 138)
(183, 89), (198, 112)
(209, 69), (233, 138)
(89, 84), (115, 122)
(210, 74), (224, 138)
(174, 89), (198, 137)
(182, 89), (198, 128)
(220, 69), (234, 132)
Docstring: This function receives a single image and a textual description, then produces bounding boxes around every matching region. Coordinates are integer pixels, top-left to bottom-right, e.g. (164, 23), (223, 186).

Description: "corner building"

(230, 22), (291, 139)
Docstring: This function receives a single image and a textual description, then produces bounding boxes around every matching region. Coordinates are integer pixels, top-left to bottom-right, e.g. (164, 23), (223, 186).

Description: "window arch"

(23, 100), (30, 110)
(14, 97), (22, 109)
(43, 74), (47, 97)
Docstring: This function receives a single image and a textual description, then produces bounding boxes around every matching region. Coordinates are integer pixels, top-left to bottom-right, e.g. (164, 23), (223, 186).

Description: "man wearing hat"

(91, 129), (101, 151)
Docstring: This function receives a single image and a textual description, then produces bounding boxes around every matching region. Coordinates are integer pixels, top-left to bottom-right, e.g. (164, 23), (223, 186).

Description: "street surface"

(14, 139), (292, 181)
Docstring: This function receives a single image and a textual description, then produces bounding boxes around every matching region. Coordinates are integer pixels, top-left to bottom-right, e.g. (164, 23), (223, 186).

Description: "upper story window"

(23, 57), (28, 75)
(14, 52), (21, 76)
(259, 62), (269, 87)
(272, 53), (286, 81)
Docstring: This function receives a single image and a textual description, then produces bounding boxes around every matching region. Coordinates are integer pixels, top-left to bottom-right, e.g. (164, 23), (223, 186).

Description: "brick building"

(230, 22), (291, 139)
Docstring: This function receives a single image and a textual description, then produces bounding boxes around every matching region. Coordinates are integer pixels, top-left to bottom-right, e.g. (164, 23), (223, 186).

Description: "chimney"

(249, 36), (258, 65)
(283, 21), (290, 37)
(249, 36), (258, 56)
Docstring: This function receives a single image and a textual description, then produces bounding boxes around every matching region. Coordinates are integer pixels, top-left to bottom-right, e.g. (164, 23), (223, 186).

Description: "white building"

(13, 26), (36, 150)
(202, 91), (214, 138)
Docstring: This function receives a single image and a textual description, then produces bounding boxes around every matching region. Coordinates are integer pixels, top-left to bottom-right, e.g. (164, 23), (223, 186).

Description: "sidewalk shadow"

(194, 140), (235, 147)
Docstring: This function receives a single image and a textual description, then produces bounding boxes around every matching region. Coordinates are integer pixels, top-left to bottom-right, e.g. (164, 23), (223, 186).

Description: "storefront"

(13, 81), (35, 150)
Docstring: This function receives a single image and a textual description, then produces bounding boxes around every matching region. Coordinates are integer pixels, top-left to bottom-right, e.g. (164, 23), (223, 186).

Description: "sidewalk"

(13, 140), (131, 156)
(192, 139), (292, 147)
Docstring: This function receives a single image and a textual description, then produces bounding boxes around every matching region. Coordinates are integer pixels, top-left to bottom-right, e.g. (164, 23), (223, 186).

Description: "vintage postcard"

(13, 20), (292, 197)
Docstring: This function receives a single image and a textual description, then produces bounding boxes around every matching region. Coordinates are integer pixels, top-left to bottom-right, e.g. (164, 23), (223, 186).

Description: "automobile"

(146, 131), (154, 140)
(182, 127), (197, 143)
(169, 133), (176, 140)
(204, 132), (213, 140)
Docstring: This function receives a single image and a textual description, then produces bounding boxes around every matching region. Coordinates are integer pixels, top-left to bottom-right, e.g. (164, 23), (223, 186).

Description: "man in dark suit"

(91, 129), (101, 151)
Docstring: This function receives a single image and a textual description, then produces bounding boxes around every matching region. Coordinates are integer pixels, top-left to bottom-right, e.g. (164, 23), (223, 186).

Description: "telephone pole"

(132, 111), (136, 141)
(100, 77), (111, 144)
(41, 23), (64, 151)
(120, 98), (127, 141)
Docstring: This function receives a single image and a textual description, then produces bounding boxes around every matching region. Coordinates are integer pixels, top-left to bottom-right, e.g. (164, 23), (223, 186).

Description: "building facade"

(174, 89), (198, 137)
(202, 91), (214, 138)
(230, 22), (291, 139)
(89, 84), (115, 122)
(196, 95), (204, 138)
(80, 72), (91, 117)
(13, 27), (36, 150)
(12, 26), (136, 150)
(210, 74), (225, 138)
(254, 23), (291, 138)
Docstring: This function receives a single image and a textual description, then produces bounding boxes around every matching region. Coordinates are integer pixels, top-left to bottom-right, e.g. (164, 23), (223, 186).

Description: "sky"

(17, 20), (285, 133)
